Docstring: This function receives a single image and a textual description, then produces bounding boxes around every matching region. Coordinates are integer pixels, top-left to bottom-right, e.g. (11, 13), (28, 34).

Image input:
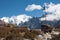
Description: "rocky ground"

(0, 20), (60, 40)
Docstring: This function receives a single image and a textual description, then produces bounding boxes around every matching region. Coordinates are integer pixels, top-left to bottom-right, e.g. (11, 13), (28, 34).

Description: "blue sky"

(0, 0), (60, 18)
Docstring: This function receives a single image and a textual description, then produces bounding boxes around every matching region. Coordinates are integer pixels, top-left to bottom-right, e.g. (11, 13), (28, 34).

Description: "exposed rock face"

(40, 24), (60, 40)
(41, 24), (53, 33)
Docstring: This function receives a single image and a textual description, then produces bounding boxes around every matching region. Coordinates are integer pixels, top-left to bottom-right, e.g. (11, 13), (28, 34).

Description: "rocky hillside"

(0, 20), (60, 40)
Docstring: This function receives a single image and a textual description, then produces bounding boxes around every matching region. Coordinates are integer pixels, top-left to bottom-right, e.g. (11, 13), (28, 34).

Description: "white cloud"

(1, 14), (32, 25)
(25, 4), (42, 11)
(41, 2), (60, 21)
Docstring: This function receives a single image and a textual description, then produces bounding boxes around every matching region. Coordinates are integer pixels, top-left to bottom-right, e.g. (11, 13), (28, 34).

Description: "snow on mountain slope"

(0, 14), (32, 25)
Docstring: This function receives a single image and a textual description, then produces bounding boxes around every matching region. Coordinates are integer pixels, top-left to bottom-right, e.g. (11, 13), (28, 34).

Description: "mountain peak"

(0, 14), (32, 25)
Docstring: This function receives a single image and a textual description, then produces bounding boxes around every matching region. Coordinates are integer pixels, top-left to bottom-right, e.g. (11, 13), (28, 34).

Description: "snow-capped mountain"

(0, 14), (41, 29)
(19, 17), (41, 29)
(0, 14), (60, 29)
(0, 14), (32, 25)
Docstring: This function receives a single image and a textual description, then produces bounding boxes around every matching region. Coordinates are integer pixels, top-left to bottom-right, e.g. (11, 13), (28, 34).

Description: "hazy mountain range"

(0, 14), (60, 29)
